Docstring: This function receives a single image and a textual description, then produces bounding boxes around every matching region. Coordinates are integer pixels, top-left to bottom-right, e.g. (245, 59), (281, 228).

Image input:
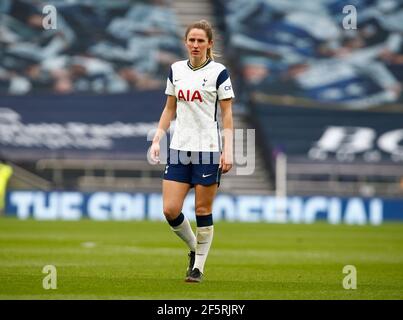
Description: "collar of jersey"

(187, 58), (211, 71)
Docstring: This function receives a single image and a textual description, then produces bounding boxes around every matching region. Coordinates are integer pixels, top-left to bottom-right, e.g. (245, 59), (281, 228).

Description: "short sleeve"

(165, 66), (175, 96)
(216, 69), (235, 100)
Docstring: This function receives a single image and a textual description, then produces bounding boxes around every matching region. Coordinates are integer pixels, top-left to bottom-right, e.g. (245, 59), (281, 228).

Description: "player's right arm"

(150, 95), (177, 163)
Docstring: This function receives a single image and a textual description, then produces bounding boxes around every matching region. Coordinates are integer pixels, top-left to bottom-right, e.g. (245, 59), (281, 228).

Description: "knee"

(195, 205), (211, 215)
(163, 205), (182, 220)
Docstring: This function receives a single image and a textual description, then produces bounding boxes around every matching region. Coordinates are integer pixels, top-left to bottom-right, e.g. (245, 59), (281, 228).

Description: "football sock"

(193, 214), (214, 274)
(166, 212), (196, 252)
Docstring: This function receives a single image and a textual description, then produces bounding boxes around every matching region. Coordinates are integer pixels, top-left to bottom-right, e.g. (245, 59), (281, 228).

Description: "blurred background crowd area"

(0, 0), (185, 95)
(2, 0), (403, 110)
(1, 0), (402, 199)
(214, 0), (403, 111)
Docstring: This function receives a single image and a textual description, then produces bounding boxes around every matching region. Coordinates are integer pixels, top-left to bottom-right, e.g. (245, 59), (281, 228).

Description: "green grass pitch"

(0, 217), (402, 300)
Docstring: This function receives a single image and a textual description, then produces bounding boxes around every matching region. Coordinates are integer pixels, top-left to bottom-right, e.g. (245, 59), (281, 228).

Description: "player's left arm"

(219, 98), (233, 174)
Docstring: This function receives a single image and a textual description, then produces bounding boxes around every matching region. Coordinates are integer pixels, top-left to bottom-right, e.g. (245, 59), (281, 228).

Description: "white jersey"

(165, 59), (235, 152)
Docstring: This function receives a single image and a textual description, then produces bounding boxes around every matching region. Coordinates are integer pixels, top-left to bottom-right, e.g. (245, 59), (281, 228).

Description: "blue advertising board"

(0, 91), (165, 161)
(251, 103), (403, 164)
(5, 191), (403, 225)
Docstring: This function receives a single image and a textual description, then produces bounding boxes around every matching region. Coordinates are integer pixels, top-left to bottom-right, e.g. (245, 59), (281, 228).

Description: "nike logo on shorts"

(202, 173), (213, 178)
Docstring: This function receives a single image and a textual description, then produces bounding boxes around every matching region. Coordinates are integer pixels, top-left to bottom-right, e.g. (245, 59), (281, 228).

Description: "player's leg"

(186, 183), (218, 282)
(163, 149), (197, 275)
(162, 179), (196, 253)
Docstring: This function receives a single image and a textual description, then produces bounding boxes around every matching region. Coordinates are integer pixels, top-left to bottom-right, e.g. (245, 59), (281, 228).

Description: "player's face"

(186, 28), (212, 61)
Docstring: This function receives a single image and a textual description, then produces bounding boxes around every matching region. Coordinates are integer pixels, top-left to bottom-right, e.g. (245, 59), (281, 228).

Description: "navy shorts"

(163, 149), (222, 187)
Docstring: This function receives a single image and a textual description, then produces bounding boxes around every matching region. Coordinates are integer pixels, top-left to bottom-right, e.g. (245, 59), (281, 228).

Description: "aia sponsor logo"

(178, 89), (203, 102)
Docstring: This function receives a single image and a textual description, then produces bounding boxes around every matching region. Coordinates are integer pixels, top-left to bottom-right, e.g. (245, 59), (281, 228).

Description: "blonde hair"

(185, 19), (218, 60)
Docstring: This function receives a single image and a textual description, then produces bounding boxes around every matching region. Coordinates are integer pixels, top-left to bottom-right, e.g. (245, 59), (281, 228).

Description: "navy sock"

(166, 212), (185, 227)
(196, 214), (213, 227)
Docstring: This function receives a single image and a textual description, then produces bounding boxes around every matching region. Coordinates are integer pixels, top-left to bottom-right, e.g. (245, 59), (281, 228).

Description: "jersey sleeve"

(165, 66), (175, 96)
(216, 68), (235, 100)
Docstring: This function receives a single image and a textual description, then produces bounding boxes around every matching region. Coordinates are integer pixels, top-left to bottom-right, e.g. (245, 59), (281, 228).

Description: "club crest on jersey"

(178, 89), (203, 102)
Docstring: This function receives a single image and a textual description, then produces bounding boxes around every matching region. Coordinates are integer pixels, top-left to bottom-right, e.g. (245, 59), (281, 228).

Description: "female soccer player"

(150, 20), (234, 283)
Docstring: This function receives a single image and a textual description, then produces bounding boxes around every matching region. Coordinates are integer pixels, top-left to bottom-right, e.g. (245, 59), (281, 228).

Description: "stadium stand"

(214, 0), (403, 109)
(0, 0), (185, 94)
(0, 0), (273, 195)
(213, 0), (403, 197)
(1, 0), (402, 199)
